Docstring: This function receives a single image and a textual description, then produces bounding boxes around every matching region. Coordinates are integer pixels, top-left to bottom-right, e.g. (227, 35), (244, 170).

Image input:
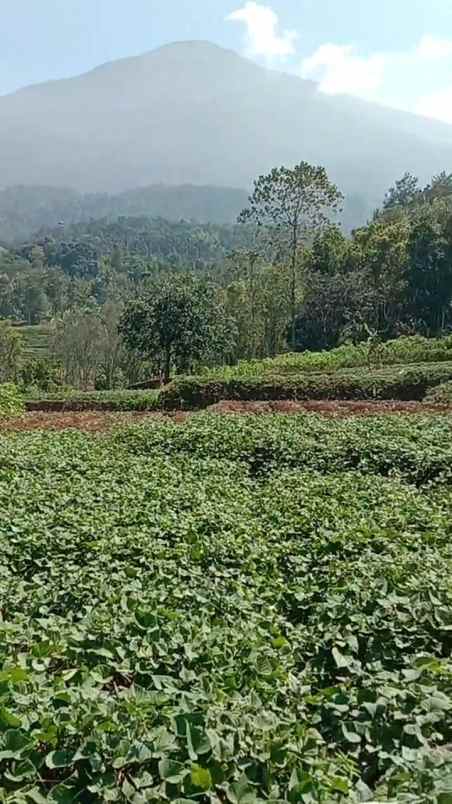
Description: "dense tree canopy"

(120, 276), (235, 382)
(239, 163), (343, 347)
(1, 164), (452, 391)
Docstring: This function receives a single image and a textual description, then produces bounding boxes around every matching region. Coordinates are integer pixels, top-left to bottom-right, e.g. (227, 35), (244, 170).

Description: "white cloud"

(226, 2), (297, 61)
(417, 34), (452, 60)
(300, 44), (387, 98)
(225, 5), (452, 126)
(416, 88), (452, 124)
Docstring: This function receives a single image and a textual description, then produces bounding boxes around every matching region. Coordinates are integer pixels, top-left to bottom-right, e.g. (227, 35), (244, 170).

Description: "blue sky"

(2, 0), (452, 123)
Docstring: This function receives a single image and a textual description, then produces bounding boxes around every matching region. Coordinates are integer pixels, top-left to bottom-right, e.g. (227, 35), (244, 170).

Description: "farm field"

(13, 336), (452, 415)
(1, 413), (452, 802)
(0, 402), (451, 434)
(16, 325), (51, 360)
(200, 336), (452, 380)
(160, 362), (452, 410)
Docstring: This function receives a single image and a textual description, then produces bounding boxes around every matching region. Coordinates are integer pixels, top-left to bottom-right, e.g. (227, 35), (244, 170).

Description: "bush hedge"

(203, 334), (452, 380)
(25, 389), (159, 412)
(160, 361), (452, 409)
(0, 383), (24, 417)
(425, 380), (452, 404)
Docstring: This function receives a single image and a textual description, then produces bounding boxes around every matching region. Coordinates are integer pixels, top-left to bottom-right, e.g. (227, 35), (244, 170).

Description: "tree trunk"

(163, 347), (171, 385)
(290, 239), (297, 351)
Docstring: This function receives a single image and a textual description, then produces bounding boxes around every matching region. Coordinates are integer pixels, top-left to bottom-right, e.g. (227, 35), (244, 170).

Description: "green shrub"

(425, 380), (452, 404)
(25, 388), (159, 411)
(160, 361), (452, 409)
(203, 334), (452, 380)
(19, 357), (62, 392)
(0, 382), (24, 417)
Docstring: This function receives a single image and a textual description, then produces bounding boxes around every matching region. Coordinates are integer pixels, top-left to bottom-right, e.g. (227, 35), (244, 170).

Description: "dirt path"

(0, 401), (451, 432)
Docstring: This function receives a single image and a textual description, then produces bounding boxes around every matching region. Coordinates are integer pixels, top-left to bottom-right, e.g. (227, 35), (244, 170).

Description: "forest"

(0, 165), (451, 393)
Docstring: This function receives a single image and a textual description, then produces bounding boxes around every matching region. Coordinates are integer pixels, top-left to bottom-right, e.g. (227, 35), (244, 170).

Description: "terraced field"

(16, 325), (51, 359)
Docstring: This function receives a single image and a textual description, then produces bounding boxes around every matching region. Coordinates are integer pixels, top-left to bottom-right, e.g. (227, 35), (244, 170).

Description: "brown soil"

(0, 411), (163, 433)
(206, 399), (452, 417)
(1, 401), (450, 433)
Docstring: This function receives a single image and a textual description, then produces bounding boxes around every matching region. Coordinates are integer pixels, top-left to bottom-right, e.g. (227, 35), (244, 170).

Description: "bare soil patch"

(1, 401), (451, 433)
(206, 399), (452, 417)
(0, 411), (163, 433)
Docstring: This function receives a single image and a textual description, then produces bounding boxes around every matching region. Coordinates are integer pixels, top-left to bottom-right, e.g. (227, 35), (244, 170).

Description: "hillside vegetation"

(202, 335), (452, 379)
(0, 164), (451, 411)
(17, 336), (452, 411)
(426, 381), (452, 404)
(0, 185), (248, 244)
(161, 362), (452, 409)
(0, 413), (451, 801)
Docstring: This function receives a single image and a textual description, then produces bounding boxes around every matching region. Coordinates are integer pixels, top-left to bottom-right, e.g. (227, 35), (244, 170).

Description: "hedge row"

(21, 362), (452, 413)
(160, 361), (452, 409)
(204, 334), (452, 380)
(25, 389), (159, 412)
(425, 380), (452, 404)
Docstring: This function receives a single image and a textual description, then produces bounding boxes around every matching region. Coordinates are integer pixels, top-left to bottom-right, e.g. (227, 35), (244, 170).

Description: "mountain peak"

(154, 40), (238, 53)
(0, 39), (451, 207)
(87, 39), (256, 77)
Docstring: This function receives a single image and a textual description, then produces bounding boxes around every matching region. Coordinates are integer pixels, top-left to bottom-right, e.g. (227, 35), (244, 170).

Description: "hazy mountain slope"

(1, 40), (451, 210)
(0, 184), (249, 243)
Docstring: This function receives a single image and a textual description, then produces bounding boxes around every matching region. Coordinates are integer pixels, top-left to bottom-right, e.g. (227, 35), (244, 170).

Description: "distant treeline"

(0, 166), (451, 393)
(0, 183), (371, 245)
(0, 184), (249, 244)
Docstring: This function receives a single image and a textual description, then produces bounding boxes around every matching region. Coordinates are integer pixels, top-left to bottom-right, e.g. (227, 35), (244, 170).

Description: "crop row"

(160, 362), (452, 409)
(201, 335), (452, 380)
(16, 362), (452, 414)
(0, 413), (451, 801)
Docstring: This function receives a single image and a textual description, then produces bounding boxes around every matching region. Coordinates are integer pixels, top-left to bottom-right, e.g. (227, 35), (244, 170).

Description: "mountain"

(0, 184), (249, 243)
(1, 40), (452, 224)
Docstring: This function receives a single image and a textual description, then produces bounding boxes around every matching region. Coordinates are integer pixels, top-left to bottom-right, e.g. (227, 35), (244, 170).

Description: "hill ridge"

(0, 39), (451, 212)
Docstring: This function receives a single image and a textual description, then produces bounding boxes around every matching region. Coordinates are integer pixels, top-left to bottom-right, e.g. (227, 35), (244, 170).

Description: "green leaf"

(48, 784), (81, 804)
(341, 724), (361, 744)
(3, 729), (30, 752)
(427, 692), (451, 711)
(173, 800), (196, 804)
(191, 764), (212, 790)
(0, 707), (22, 729)
(158, 758), (187, 783)
(26, 790), (48, 804)
(331, 777), (349, 794)
(46, 750), (76, 769)
(4, 760), (37, 783)
(332, 647), (352, 669)
(401, 746), (419, 762)
(0, 667), (28, 684)
(226, 777), (258, 803)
